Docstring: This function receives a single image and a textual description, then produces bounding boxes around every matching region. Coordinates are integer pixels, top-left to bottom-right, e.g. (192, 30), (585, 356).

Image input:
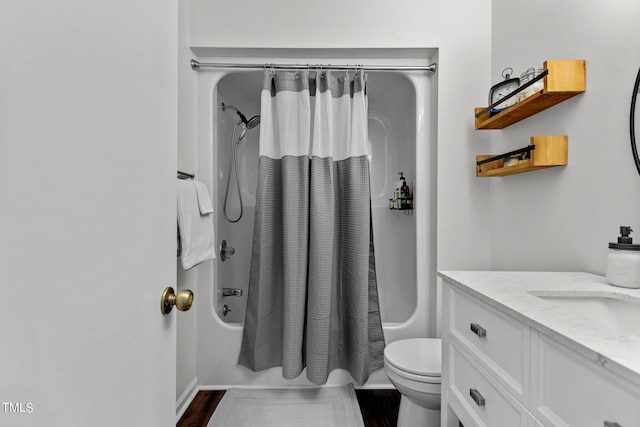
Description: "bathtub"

(196, 61), (435, 388)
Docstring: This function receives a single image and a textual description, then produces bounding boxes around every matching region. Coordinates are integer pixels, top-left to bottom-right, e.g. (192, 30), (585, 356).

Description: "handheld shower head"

(237, 122), (247, 141)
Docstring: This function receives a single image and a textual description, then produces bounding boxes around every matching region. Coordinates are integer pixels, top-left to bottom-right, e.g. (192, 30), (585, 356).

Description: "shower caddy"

(473, 59), (586, 177)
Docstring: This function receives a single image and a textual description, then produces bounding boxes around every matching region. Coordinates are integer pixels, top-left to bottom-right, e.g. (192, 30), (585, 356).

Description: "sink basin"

(530, 292), (640, 338)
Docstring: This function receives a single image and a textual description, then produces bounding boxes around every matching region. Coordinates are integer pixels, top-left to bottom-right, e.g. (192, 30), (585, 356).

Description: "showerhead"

(235, 117), (261, 142)
(246, 115), (261, 129)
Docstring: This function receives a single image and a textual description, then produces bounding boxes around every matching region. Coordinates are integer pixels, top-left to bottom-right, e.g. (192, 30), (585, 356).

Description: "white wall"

(490, 0), (640, 273)
(188, 0), (494, 324)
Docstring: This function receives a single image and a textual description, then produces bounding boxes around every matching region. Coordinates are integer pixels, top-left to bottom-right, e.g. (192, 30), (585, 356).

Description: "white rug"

(206, 385), (365, 427)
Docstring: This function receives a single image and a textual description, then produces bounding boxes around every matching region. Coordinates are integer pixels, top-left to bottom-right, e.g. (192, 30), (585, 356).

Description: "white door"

(0, 2), (178, 426)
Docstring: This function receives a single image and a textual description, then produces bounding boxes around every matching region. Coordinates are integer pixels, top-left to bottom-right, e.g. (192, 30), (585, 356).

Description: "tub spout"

(222, 288), (243, 297)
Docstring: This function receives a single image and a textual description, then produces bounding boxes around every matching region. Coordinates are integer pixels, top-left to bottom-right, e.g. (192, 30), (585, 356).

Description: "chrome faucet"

(222, 288), (243, 297)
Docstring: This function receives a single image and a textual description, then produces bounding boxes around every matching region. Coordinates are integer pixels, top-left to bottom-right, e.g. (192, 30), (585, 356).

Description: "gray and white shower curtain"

(238, 69), (385, 385)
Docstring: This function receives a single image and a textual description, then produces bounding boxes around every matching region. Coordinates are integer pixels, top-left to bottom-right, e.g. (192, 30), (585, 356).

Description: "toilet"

(384, 338), (442, 427)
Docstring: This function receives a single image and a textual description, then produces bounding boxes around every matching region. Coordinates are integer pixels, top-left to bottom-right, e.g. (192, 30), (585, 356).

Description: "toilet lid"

(384, 338), (441, 377)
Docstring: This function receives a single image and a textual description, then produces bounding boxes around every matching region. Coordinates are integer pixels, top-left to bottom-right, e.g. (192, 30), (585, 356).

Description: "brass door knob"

(160, 287), (194, 314)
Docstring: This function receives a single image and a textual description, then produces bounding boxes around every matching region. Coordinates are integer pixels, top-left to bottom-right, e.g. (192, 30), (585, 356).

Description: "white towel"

(193, 180), (214, 214)
(177, 179), (216, 270)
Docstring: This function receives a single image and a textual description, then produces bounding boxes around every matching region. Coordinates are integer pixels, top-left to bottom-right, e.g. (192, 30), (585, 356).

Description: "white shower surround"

(196, 57), (435, 388)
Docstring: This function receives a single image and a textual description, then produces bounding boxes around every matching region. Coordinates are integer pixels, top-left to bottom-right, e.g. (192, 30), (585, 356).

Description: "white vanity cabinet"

(440, 275), (640, 427)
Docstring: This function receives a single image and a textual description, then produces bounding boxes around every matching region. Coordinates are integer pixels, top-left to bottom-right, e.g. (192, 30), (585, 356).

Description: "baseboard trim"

(176, 377), (199, 422)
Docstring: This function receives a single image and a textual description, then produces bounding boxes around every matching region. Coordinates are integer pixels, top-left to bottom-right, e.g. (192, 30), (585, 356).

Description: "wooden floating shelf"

(475, 60), (586, 130)
(476, 135), (568, 177)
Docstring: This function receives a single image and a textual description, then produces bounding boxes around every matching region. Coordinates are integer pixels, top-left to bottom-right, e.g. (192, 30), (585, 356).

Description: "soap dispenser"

(606, 226), (640, 288)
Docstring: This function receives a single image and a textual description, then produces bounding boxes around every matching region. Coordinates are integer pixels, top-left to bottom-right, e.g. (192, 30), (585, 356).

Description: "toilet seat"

(384, 338), (441, 383)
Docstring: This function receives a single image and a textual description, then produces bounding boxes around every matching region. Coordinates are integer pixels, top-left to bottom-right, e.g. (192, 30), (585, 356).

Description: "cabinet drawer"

(449, 286), (529, 401)
(449, 341), (528, 427)
(533, 333), (640, 427)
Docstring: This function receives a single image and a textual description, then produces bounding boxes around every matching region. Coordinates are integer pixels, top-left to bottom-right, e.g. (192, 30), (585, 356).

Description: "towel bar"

(178, 170), (194, 179)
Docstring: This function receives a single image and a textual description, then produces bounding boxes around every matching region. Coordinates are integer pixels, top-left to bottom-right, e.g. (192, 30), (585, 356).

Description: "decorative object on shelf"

(488, 67), (520, 115)
(517, 67), (545, 101)
(476, 135), (568, 177)
(475, 60), (586, 130)
(503, 150), (529, 167)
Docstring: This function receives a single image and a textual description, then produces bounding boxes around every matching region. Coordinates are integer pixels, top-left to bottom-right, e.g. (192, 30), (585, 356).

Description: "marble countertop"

(438, 271), (640, 386)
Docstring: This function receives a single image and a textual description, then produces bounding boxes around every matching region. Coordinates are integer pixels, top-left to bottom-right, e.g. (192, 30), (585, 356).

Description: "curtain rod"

(190, 59), (436, 74)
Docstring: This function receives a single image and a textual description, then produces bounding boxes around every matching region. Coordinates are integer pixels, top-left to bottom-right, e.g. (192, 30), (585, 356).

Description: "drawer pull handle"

(470, 323), (487, 337)
(604, 422), (623, 427)
(469, 388), (485, 407)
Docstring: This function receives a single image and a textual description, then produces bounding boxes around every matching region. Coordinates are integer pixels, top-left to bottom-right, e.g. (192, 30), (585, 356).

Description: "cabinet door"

(532, 333), (640, 427)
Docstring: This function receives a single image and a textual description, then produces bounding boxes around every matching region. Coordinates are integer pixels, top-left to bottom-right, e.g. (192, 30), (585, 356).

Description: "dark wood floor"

(177, 389), (401, 427)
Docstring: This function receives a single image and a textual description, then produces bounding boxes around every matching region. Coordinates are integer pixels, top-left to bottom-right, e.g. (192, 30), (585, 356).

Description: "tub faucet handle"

(220, 239), (236, 262)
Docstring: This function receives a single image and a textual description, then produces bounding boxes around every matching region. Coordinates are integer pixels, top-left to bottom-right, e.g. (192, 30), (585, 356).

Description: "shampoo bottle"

(401, 179), (410, 198)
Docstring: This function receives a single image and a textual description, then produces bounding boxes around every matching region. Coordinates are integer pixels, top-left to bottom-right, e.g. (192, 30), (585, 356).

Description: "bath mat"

(206, 385), (365, 427)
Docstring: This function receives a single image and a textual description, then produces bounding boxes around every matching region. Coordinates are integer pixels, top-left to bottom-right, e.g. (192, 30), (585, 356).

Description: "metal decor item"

(488, 67), (520, 112)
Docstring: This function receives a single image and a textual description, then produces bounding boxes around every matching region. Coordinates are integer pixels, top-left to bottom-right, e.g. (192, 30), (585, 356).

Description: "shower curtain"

(238, 69), (385, 385)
